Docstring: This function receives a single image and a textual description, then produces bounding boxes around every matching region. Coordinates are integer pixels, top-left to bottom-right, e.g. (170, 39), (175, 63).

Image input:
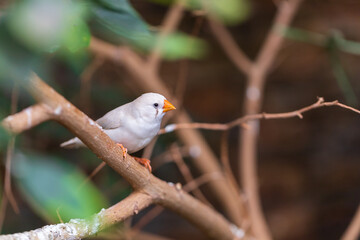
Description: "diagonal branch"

(0, 191), (152, 240)
(132, 171), (223, 234)
(160, 97), (360, 133)
(341, 204), (360, 240)
(170, 144), (211, 205)
(239, 1), (304, 239)
(1, 73), (240, 240)
(1, 84), (20, 223)
(1, 103), (51, 134)
(147, 0), (186, 72)
(89, 37), (245, 225)
(208, 18), (252, 74)
(205, 2), (305, 234)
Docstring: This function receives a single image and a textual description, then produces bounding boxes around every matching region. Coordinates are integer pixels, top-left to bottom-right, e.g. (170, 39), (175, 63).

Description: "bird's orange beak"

(163, 99), (176, 112)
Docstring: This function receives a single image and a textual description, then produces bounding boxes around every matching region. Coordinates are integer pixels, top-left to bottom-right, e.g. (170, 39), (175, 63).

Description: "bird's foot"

(116, 143), (128, 159)
(133, 157), (152, 173)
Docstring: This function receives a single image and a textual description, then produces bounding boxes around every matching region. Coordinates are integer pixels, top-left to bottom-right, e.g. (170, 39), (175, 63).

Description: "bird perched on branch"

(60, 93), (176, 172)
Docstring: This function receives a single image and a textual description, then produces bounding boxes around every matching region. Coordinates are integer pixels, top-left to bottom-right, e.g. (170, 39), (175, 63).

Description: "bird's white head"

(133, 93), (176, 122)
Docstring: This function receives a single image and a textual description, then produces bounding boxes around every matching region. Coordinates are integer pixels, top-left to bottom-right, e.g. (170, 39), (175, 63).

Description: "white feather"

(60, 93), (172, 153)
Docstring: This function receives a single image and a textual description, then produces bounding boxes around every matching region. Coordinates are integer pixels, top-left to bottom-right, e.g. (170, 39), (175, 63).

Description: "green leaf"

(205, 0), (250, 24)
(278, 26), (360, 56)
(328, 36), (358, 106)
(14, 151), (108, 223)
(6, 0), (90, 53)
(0, 23), (36, 83)
(148, 0), (250, 25)
(0, 126), (11, 151)
(63, 18), (91, 53)
(0, 0), (90, 85)
(140, 32), (207, 60)
(89, 0), (205, 59)
(90, 0), (152, 45)
(276, 26), (326, 47)
(277, 26), (359, 106)
(96, 0), (143, 15)
(146, 0), (173, 6)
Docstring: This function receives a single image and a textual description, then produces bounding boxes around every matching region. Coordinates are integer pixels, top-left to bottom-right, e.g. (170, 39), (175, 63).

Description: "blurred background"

(1, 0), (360, 239)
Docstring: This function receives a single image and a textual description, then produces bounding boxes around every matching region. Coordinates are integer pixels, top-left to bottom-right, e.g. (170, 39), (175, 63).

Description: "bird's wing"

(96, 104), (128, 129)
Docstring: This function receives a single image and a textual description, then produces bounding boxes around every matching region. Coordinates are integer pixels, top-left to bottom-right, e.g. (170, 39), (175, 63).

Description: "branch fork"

(0, 73), (239, 240)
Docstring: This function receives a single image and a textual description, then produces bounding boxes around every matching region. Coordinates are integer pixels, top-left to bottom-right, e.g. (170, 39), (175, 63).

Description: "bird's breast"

(104, 118), (160, 153)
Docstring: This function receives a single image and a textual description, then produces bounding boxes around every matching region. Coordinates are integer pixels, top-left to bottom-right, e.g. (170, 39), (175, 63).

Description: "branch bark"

(147, 0), (185, 72)
(1, 103), (51, 134)
(1, 73), (240, 240)
(238, 1), (304, 239)
(341, 204), (360, 240)
(159, 97), (360, 133)
(208, 18), (252, 74)
(89, 37), (245, 225)
(0, 192), (152, 240)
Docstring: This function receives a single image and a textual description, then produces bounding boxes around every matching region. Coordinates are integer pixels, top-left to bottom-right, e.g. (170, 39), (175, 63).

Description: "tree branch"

(1, 73), (240, 240)
(341, 204), (360, 240)
(239, 1), (304, 239)
(1, 84), (20, 226)
(1, 103), (51, 134)
(0, 192), (152, 240)
(89, 37), (245, 225)
(132, 171), (223, 234)
(208, 18), (252, 75)
(159, 97), (360, 133)
(79, 56), (104, 113)
(147, 0), (185, 72)
(170, 144), (211, 205)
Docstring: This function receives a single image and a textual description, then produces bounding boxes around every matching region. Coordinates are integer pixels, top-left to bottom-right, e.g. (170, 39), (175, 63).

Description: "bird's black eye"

(153, 103), (159, 108)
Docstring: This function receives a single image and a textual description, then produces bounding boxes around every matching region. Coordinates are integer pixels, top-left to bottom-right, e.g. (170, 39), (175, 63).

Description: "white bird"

(60, 93), (176, 172)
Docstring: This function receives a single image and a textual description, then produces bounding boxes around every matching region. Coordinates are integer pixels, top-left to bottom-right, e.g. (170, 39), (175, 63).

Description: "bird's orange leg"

(115, 144), (151, 172)
(133, 157), (152, 173)
(116, 143), (128, 159)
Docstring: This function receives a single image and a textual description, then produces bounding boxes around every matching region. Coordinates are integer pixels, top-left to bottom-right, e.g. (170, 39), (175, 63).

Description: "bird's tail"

(60, 137), (84, 149)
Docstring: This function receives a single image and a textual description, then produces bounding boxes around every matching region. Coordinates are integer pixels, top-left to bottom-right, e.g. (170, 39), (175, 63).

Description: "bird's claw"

(116, 143), (128, 159)
(115, 144), (152, 172)
(133, 157), (152, 173)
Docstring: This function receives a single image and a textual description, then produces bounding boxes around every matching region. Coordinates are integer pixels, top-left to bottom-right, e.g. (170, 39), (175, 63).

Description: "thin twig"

(3, 85), (20, 216)
(239, 1), (304, 239)
(131, 205), (164, 233)
(79, 56), (104, 113)
(132, 171), (223, 234)
(10, 85), (18, 114)
(147, 0), (185, 72)
(182, 172), (223, 192)
(208, 18), (252, 74)
(150, 146), (189, 171)
(78, 162), (107, 190)
(220, 131), (242, 197)
(0, 84), (19, 232)
(175, 16), (204, 108)
(141, 16), (204, 161)
(220, 131), (252, 233)
(170, 144), (211, 206)
(341, 204), (360, 240)
(4, 137), (19, 214)
(90, 37), (245, 226)
(159, 122), (227, 133)
(0, 196), (8, 233)
(105, 230), (174, 240)
(160, 97), (360, 133)
(90, 38), (247, 224)
(141, 137), (157, 160)
(1, 73), (239, 240)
